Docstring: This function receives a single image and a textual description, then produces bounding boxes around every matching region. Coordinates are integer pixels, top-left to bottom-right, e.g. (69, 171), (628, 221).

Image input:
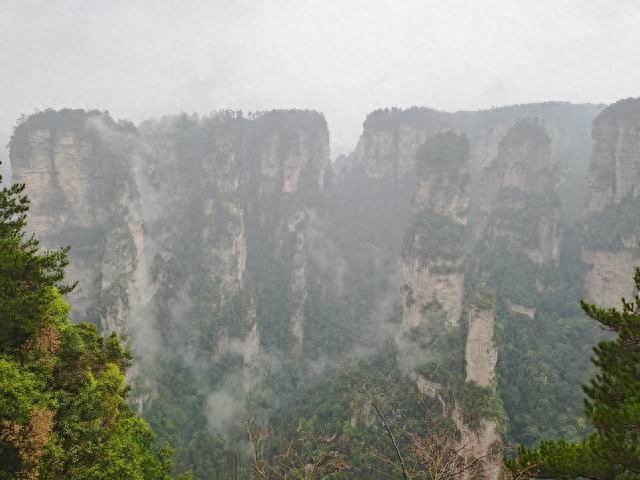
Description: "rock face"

(582, 98), (640, 307)
(399, 132), (501, 477)
(384, 104), (606, 477)
(351, 108), (448, 180)
(458, 120), (566, 480)
(241, 112), (329, 356)
(480, 120), (561, 270)
(460, 294), (501, 480)
(587, 98), (640, 212)
(350, 103), (600, 180)
(10, 110), (140, 326)
(11, 100), (620, 479)
(450, 405), (500, 480)
(11, 109), (331, 479)
(10, 108), (329, 369)
(401, 132), (470, 329)
(582, 249), (637, 307)
(336, 101), (601, 336)
(465, 302), (497, 388)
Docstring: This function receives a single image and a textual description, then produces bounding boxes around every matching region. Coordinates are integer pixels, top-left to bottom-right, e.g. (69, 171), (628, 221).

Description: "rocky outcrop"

(352, 108), (448, 180)
(480, 120), (561, 267)
(587, 98), (640, 212)
(10, 108), (329, 369)
(289, 226), (307, 355)
(465, 303), (497, 388)
(451, 404), (501, 480)
(582, 249), (637, 307)
(481, 119), (552, 195)
(506, 302), (536, 319)
(395, 114), (587, 477)
(342, 102), (600, 332)
(10, 110), (140, 326)
(401, 132), (470, 328)
(242, 302), (260, 392)
(12, 101), (616, 478)
(399, 131), (502, 477)
(461, 292), (501, 479)
(349, 103), (600, 188)
(243, 111), (329, 356)
(582, 98), (640, 307)
(409, 291), (501, 479)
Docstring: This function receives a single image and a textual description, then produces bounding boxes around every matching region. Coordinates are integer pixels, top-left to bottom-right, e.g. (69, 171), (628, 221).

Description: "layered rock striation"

(10, 108), (329, 369)
(401, 131), (471, 329)
(399, 131), (501, 478)
(10, 110), (140, 326)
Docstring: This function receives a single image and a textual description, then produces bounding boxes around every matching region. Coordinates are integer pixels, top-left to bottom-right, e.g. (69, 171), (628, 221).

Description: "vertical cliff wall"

(10, 100), (618, 479)
(10, 110), (141, 327)
(399, 133), (501, 478)
(350, 108), (449, 180)
(401, 131), (470, 329)
(10, 109), (329, 358)
(479, 120), (561, 314)
(343, 102), (604, 472)
(329, 102), (599, 370)
(462, 292), (500, 480)
(241, 112), (329, 356)
(582, 98), (640, 307)
(347, 103), (599, 186)
(10, 108), (330, 477)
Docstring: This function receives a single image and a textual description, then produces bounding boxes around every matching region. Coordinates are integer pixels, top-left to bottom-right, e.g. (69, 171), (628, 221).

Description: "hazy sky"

(1, 0), (639, 160)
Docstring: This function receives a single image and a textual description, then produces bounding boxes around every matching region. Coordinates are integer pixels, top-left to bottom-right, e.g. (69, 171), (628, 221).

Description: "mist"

(2, 0), (640, 157)
(3, 2), (640, 479)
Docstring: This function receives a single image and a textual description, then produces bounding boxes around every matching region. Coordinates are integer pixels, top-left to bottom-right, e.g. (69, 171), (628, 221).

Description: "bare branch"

(343, 370), (410, 480)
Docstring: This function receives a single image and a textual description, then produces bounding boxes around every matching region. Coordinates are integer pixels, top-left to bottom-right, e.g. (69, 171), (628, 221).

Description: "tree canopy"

(0, 174), (188, 479)
(509, 268), (640, 479)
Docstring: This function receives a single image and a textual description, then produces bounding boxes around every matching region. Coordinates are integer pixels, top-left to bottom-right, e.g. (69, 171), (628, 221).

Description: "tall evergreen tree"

(0, 181), (74, 353)
(509, 269), (640, 479)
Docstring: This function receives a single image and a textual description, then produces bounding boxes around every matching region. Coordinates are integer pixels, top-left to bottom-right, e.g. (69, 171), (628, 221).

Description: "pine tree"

(0, 180), (74, 353)
(509, 269), (640, 479)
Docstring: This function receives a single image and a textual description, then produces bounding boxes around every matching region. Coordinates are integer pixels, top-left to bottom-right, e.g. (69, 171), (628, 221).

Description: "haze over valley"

(1, 2), (640, 479)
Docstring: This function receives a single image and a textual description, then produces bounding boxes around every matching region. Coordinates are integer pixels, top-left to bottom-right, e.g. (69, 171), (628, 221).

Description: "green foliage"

(493, 242), (598, 446)
(481, 249), (541, 307)
(496, 306), (595, 446)
(0, 359), (48, 423)
(258, 342), (506, 479)
(481, 220), (601, 445)
(404, 210), (469, 262)
(511, 439), (616, 479)
(416, 130), (470, 180)
(0, 177), (185, 480)
(0, 181), (74, 353)
(258, 348), (424, 479)
(456, 382), (506, 432)
(510, 268), (640, 479)
(470, 282), (496, 311)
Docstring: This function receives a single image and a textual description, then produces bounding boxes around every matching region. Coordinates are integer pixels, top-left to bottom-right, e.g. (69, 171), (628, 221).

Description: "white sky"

(1, 0), (639, 161)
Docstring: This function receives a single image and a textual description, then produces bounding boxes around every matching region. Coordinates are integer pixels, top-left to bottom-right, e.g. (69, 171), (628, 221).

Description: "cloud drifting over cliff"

(1, 0), (639, 156)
